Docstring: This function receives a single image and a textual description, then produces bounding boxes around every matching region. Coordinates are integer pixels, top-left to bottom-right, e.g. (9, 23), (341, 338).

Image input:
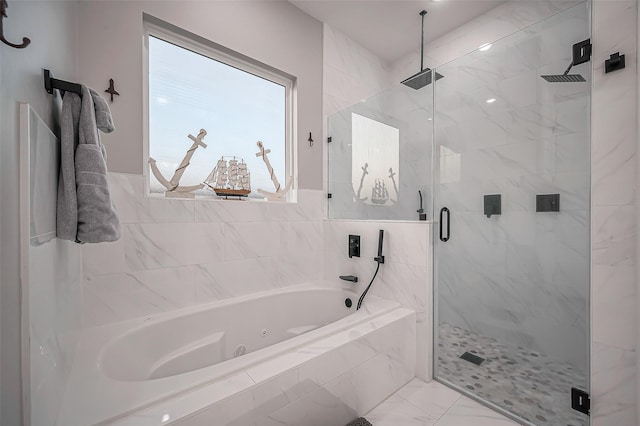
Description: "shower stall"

(328, 2), (591, 425)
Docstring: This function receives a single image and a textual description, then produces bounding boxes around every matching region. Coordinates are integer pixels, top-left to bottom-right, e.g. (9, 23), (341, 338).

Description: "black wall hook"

(308, 132), (314, 147)
(105, 78), (120, 102)
(0, 0), (30, 49)
(605, 52), (625, 73)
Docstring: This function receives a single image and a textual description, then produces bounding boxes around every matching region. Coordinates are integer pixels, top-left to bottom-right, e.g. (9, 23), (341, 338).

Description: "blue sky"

(149, 36), (286, 198)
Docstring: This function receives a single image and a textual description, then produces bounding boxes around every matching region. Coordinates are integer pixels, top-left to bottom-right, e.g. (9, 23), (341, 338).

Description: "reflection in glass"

(351, 113), (399, 207)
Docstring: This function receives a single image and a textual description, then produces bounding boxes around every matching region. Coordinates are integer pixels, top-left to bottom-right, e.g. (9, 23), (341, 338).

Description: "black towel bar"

(44, 69), (82, 96)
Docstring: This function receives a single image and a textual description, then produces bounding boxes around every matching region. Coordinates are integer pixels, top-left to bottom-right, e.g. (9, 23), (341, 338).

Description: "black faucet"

(339, 275), (358, 283)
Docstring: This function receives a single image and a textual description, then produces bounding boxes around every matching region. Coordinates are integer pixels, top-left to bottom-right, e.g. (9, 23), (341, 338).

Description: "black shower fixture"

(541, 39), (591, 83)
(401, 10), (443, 90)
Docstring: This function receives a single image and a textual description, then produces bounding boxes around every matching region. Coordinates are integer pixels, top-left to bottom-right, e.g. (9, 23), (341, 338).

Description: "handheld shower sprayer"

(374, 229), (385, 264)
(357, 229), (385, 310)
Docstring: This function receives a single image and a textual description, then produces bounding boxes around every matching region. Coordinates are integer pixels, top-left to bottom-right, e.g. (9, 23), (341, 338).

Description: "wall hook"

(104, 78), (120, 102)
(308, 132), (314, 147)
(0, 0), (30, 49)
(605, 52), (625, 74)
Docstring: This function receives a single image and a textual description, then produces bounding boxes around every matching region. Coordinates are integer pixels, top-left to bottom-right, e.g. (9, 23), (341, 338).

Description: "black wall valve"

(484, 194), (501, 218)
(348, 235), (360, 258)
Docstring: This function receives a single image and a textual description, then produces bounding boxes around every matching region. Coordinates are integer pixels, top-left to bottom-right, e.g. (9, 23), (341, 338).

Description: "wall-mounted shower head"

(401, 10), (443, 90)
(541, 39), (591, 83)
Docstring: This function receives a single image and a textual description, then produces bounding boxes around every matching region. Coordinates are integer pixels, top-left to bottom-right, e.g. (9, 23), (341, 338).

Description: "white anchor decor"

(255, 141), (292, 201)
(148, 129), (207, 198)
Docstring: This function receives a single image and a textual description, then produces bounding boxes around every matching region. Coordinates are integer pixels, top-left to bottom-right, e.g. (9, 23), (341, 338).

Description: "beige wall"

(76, 0), (324, 190)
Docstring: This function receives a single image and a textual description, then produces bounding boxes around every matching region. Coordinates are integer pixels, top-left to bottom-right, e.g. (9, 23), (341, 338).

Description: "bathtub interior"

(100, 286), (360, 381)
(58, 286), (412, 425)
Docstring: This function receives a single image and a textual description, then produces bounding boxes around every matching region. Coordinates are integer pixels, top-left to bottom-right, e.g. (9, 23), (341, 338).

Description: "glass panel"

(433, 2), (591, 425)
(328, 79), (433, 221)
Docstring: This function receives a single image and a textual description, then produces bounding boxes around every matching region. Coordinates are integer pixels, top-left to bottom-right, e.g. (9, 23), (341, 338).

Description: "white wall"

(0, 2), (78, 425)
(76, 0), (323, 190)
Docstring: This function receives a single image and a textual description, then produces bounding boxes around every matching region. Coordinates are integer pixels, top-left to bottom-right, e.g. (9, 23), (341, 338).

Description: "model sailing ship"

(203, 156), (251, 198)
(371, 178), (389, 205)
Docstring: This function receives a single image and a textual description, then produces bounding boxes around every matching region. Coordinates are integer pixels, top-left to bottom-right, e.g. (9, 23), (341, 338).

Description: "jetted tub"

(58, 283), (415, 425)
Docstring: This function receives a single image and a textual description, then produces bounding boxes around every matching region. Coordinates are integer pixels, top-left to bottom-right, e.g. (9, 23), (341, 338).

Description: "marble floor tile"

(434, 396), (520, 426)
(397, 378), (462, 420)
(365, 379), (517, 426)
(366, 394), (438, 426)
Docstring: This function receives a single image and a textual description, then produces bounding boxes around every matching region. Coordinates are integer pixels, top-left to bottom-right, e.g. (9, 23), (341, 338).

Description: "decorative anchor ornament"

(388, 167), (398, 204)
(148, 129), (207, 198)
(104, 79), (120, 102)
(255, 141), (292, 201)
(355, 163), (369, 202)
(0, 0), (31, 49)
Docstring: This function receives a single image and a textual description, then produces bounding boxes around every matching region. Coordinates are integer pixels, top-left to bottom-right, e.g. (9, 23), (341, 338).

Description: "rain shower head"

(401, 68), (444, 90)
(401, 10), (443, 90)
(540, 39), (591, 83)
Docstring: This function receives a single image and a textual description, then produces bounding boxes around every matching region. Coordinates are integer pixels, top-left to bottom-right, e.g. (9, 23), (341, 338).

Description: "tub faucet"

(339, 275), (358, 283)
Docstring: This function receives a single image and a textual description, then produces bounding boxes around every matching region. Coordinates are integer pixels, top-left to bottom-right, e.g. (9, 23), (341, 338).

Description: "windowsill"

(145, 191), (295, 204)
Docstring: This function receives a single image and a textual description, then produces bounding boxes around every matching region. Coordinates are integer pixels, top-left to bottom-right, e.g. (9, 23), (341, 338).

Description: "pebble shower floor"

(437, 323), (589, 426)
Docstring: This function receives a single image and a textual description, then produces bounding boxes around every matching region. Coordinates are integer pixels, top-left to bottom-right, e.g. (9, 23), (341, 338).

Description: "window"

(145, 21), (294, 200)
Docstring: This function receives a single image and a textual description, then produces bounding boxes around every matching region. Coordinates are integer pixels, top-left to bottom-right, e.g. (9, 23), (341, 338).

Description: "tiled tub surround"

(82, 172), (325, 327)
(57, 285), (415, 425)
(437, 323), (588, 426)
(324, 220), (432, 381)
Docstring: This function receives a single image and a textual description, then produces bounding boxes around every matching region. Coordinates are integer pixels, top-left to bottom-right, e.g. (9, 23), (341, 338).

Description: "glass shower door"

(433, 3), (591, 425)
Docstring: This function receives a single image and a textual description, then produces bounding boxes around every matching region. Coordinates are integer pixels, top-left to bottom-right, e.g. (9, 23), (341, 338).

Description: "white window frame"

(142, 14), (297, 201)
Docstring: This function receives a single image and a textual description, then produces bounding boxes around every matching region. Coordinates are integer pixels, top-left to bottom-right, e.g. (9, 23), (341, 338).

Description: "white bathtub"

(58, 283), (415, 425)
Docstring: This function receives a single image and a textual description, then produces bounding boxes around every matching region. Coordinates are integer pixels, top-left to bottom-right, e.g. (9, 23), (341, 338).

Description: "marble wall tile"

(592, 205), (636, 266)
(194, 198), (269, 223)
(356, 313), (416, 414)
(591, 342), (637, 426)
(277, 221), (324, 287)
(267, 370), (359, 426)
(194, 258), (278, 303)
(592, 264), (636, 351)
(84, 266), (196, 326)
(124, 222), (225, 270)
(82, 238), (125, 277)
(109, 173), (195, 223)
(224, 221), (284, 261)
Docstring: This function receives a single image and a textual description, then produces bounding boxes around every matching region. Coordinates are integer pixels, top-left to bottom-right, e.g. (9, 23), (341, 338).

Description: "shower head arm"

(563, 61), (574, 76)
(419, 10), (427, 72)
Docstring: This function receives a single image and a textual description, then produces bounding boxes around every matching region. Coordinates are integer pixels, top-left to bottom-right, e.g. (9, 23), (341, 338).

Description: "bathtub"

(58, 283), (416, 425)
